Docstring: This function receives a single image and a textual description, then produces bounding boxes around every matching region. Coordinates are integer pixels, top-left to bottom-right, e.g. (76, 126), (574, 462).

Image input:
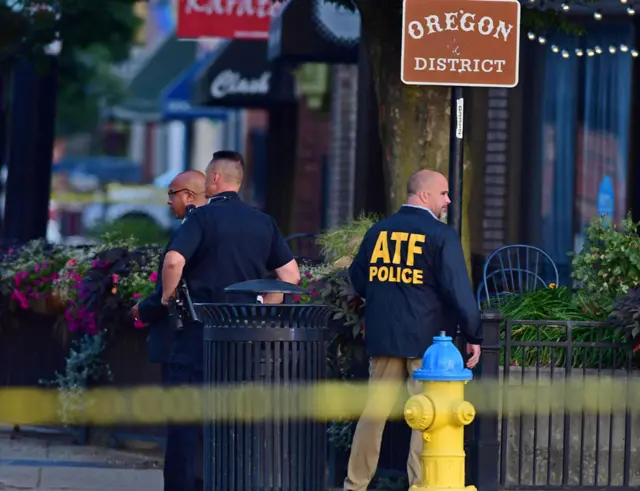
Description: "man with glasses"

(131, 170), (208, 489)
(132, 170), (208, 368)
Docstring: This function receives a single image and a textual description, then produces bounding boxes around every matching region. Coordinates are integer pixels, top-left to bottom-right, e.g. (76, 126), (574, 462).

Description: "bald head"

(406, 170), (451, 219)
(407, 170), (446, 196)
(167, 170), (207, 218)
(170, 170), (206, 196)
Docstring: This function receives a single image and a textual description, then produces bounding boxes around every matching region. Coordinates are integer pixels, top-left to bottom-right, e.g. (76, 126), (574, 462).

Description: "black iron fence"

(476, 313), (638, 491)
(3, 289), (638, 491)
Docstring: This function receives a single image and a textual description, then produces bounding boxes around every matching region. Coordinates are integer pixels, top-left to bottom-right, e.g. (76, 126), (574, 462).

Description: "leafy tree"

(308, 0), (584, 267)
(0, 0), (142, 135)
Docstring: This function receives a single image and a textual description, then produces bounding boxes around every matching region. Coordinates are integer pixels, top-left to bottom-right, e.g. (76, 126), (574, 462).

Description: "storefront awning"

(268, 0), (360, 64)
(110, 34), (198, 122)
(192, 39), (296, 109)
(160, 50), (229, 120)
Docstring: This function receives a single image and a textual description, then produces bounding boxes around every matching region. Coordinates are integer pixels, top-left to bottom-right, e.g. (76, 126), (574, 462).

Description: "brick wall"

(291, 98), (331, 235)
(482, 88), (510, 257)
(327, 64), (358, 228)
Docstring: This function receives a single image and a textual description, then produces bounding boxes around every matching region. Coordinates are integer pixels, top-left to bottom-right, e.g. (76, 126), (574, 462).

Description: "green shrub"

(571, 214), (640, 297)
(88, 216), (169, 246)
(316, 214), (379, 261)
(497, 287), (630, 369)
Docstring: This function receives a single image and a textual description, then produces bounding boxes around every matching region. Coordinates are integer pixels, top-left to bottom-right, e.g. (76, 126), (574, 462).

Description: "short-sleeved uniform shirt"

(166, 191), (294, 365)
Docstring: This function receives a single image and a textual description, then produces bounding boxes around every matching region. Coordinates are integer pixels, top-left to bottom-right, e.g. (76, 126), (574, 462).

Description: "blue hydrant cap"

(413, 334), (473, 382)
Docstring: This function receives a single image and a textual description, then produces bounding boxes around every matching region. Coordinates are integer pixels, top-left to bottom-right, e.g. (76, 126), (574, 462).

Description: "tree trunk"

(356, 0), (478, 273)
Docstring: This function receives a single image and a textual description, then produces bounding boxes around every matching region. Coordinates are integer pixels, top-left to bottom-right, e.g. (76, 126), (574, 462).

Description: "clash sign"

(401, 0), (521, 87)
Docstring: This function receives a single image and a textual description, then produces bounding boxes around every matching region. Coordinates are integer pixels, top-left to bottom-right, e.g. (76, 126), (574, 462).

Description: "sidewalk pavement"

(0, 426), (163, 490)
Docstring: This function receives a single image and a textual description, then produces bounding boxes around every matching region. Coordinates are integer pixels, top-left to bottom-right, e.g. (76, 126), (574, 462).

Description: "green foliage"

(87, 216), (169, 247)
(0, 239), (70, 296)
(317, 214), (379, 261)
(609, 289), (640, 344)
(571, 214), (640, 298)
(497, 287), (633, 369)
(0, 0), (142, 135)
(498, 285), (610, 322)
(40, 332), (113, 425)
(296, 262), (366, 451)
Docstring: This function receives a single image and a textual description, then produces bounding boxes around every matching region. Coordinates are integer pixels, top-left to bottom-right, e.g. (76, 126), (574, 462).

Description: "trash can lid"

(413, 333), (473, 382)
(224, 279), (309, 295)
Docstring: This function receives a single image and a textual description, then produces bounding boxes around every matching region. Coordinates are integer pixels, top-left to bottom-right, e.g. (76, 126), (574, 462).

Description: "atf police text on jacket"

(348, 205), (483, 358)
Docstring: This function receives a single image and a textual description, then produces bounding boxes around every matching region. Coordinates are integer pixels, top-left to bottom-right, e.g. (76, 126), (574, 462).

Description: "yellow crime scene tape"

(51, 185), (168, 206)
(2, 377), (640, 426)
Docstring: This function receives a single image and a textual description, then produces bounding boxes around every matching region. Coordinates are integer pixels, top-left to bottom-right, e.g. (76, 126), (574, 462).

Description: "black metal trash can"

(198, 279), (333, 491)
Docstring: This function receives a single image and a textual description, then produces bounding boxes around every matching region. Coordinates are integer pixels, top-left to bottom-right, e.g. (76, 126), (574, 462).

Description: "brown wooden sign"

(401, 0), (521, 87)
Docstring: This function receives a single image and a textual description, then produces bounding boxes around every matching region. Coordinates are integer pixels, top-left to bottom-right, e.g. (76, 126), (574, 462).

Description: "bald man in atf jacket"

(343, 170), (483, 491)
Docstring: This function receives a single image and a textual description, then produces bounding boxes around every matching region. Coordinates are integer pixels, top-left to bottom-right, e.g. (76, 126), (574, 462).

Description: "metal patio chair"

(476, 244), (560, 309)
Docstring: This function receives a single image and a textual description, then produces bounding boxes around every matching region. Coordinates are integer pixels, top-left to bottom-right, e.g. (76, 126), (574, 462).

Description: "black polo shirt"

(166, 191), (294, 365)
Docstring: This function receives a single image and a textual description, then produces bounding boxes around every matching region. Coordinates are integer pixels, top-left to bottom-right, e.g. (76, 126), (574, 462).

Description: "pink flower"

(133, 293), (143, 299)
(91, 259), (99, 267)
(52, 272), (59, 280)
(293, 295), (301, 303)
(67, 258), (78, 267)
(149, 272), (158, 282)
(310, 290), (318, 297)
(133, 319), (145, 329)
(111, 274), (118, 284)
(305, 271), (311, 278)
(12, 289), (28, 310)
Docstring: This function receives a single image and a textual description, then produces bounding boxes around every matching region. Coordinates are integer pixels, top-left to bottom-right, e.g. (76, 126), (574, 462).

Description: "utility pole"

(3, 1), (60, 243)
(3, 55), (59, 242)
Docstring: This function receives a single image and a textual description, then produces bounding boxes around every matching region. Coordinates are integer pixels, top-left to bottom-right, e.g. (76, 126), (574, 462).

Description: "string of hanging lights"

(523, 0), (638, 58)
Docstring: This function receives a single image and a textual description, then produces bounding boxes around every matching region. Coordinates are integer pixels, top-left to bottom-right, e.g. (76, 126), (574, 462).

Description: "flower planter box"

(91, 326), (166, 449)
(0, 309), (69, 388)
(0, 308), (89, 443)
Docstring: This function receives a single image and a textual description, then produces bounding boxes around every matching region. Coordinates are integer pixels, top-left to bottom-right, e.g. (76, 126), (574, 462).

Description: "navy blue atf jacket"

(349, 205), (483, 358)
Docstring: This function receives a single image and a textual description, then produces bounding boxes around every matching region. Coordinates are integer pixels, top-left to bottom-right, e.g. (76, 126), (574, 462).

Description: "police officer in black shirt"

(132, 170), (208, 382)
(343, 169), (483, 491)
(159, 151), (301, 491)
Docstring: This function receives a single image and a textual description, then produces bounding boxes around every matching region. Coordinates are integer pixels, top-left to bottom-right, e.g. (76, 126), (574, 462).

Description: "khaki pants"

(344, 357), (423, 491)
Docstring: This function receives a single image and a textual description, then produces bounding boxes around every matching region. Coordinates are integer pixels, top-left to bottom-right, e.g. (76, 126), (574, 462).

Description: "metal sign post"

(400, 0), (521, 235)
(448, 86), (465, 235)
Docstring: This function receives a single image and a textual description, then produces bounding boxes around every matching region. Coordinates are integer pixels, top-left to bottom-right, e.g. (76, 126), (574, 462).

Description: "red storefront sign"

(176, 0), (283, 40)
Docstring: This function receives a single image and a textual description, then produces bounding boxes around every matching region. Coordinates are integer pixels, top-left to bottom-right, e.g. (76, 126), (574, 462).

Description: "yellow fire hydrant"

(404, 332), (476, 491)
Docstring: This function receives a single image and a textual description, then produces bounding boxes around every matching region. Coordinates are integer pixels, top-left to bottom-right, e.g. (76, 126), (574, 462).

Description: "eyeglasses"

(168, 188), (191, 197)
